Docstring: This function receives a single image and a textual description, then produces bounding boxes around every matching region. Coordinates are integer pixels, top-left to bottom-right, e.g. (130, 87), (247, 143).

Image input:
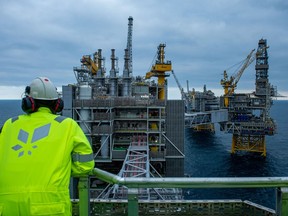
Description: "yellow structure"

(145, 44), (172, 100)
(232, 134), (266, 156)
(81, 52), (98, 75)
(192, 124), (215, 133)
(220, 49), (255, 107)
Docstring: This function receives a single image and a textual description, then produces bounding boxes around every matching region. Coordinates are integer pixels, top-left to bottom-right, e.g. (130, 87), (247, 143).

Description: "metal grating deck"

(71, 199), (276, 216)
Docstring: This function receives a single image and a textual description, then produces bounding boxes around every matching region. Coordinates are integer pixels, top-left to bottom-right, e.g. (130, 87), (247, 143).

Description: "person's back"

(0, 77), (94, 215)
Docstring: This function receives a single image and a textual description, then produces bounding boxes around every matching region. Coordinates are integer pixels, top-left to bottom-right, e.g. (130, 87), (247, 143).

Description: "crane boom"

(220, 46), (267, 107)
(81, 52), (98, 75)
(171, 70), (187, 101)
(232, 49), (255, 87)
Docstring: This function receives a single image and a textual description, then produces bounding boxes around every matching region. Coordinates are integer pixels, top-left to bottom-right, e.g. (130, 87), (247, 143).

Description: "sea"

(0, 99), (287, 210)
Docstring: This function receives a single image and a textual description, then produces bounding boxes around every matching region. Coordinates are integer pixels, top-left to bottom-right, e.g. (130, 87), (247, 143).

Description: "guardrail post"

(128, 188), (138, 216)
(276, 187), (288, 215)
(78, 177), (90, 216)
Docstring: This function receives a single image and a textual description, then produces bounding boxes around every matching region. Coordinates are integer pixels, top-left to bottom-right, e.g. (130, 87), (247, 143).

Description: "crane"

(220, 47), (267, 107)
(80, 52), (98, 75)
(220, 49), (255, 107)
(145, 43), (172, 100)
(171, 70), (189, 106)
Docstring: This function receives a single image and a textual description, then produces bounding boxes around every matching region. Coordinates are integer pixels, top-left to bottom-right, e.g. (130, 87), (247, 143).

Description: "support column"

(128, 188), (139, 216)
(231, 134), (236, 154)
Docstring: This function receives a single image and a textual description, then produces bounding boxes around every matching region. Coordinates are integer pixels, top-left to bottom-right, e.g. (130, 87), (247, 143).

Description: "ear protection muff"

(53, 98), (64, 113)
(22, 96), (37, 113)
(22, 97), (64, 114)
(21, 85), (63, 114)
(21, 86), (37, 114)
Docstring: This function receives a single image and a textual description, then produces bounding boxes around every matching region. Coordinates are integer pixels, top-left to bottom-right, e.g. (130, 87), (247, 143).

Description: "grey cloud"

(0, 0), (287, 98)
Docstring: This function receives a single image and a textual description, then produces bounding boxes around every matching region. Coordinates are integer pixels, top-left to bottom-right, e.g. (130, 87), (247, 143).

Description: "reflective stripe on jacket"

(0, 107), (94, 215)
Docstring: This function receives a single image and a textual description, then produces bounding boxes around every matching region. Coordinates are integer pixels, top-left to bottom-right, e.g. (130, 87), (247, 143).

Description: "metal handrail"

(77, 168), (288, 215)
(92, 167), (288, 188)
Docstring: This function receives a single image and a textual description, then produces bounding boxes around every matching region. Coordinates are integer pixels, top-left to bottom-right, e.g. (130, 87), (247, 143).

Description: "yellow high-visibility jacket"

(0, 107), (94, 215)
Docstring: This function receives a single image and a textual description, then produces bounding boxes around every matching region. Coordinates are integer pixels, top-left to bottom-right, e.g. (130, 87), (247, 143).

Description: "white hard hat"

(27, 77), (59, 100)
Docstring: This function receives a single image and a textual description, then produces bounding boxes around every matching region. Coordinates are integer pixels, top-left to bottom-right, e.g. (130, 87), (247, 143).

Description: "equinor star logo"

(11, 124), (51, 157)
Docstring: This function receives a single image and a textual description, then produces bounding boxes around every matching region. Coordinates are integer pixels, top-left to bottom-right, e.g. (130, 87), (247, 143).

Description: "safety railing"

(77, 168), (288, 216)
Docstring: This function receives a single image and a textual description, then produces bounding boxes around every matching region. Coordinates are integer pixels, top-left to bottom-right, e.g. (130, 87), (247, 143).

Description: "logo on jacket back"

(11, 124), (51, 157)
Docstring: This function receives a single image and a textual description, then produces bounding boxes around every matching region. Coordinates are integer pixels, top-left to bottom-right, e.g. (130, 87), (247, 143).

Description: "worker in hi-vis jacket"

(0, 77), (94, 215)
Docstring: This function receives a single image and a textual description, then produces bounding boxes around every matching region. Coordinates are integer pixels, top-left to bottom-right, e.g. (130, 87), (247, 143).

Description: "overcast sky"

(0, 0), (287, 99)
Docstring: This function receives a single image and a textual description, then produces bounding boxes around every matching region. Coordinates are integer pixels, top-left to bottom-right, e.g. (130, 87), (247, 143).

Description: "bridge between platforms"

(185, 109), (228, 128)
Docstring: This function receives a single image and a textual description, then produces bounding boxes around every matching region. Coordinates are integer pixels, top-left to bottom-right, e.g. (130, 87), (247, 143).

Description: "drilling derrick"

(145, 43), (172, 100)
(220, 39), (277, 156)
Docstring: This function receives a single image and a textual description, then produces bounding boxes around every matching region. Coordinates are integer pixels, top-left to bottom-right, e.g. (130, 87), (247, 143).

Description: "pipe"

(91, 168), (288, 189)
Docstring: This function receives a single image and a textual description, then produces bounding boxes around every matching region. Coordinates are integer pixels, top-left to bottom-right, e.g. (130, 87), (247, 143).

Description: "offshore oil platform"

(61, 17), (283, 215)
(62, 17), (185, 199)
(172, 69), (220, 133)
(219, 39), (277, 156)
(182, 39), (277, 156)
